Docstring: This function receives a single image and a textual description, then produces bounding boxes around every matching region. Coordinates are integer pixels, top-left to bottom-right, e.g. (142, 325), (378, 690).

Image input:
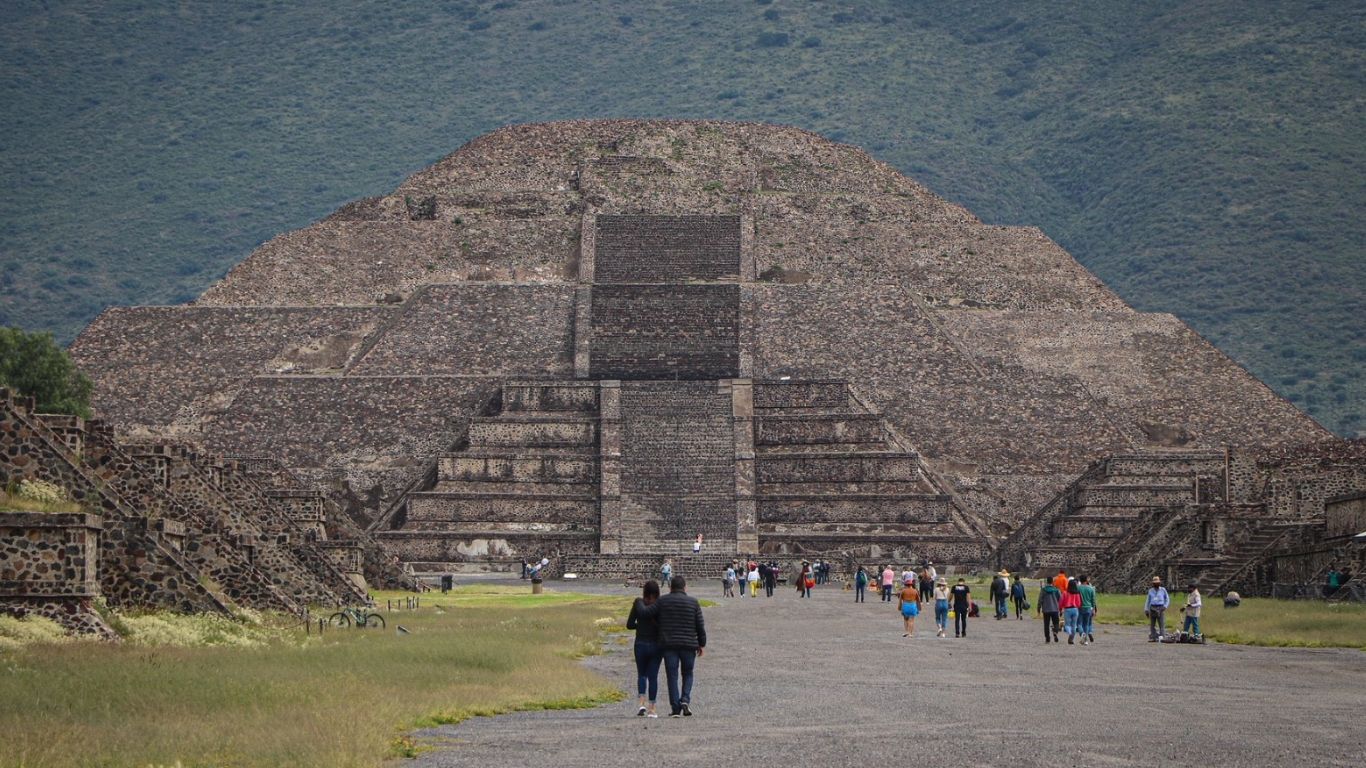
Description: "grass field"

(0, 586), (630, 768)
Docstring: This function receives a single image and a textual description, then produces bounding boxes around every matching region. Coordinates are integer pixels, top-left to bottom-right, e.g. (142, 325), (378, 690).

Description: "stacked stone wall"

(594, 215), (741, 283)
(0, 392), (232, 615)
(70, 306), (393, 431)
(590, 285), (740, 380)
(203, 376), (497, 525)
(347, 284), (576, 376)
(619, 382), (737, 546)
(405, 494), (599, 526)
(0, 512), (118, 638)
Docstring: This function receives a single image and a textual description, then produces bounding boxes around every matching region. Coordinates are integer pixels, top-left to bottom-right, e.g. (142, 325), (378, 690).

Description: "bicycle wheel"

(362, 613), (385, 629)
(328, 612), (351, 628)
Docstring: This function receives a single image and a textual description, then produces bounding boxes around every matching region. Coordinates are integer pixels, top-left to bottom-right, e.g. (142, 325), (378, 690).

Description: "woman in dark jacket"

(627, 580), (663, 717)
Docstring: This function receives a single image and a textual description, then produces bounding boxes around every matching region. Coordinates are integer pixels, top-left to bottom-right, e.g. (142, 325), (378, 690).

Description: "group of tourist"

(623, 560), (1221, 720)
(720, 559), (781, 598)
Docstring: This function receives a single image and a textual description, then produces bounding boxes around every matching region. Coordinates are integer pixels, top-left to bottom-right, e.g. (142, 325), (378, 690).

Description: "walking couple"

(626, 576), (708, 718)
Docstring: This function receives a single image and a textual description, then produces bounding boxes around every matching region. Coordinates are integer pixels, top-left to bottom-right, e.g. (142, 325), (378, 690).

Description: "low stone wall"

(0, 512), (117, 638)
(374, 530), (599, 562)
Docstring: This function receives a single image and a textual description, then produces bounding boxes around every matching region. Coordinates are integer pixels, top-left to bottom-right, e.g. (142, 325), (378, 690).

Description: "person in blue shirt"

(1145, 575), (1170, 641)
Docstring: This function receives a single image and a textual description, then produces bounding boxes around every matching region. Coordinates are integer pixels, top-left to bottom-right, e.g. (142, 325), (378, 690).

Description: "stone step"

(1049, 516), (1137, 539)
(758, 443), (896, 455)
(438, 454), (597, 484)
(468, 417), (597, 448)
(500, 381), (599, 413)
(752, 380), (852, 411)
(758, 496), (954, 524)
(431, 479), (595, 496)
(406, 493), (598, 524)
(1074, 485), (1195, 507)
(1060, 506), (1146, 519)
(757, 480), (932, 496)
(757, 454), (922, 484)
(755, 413), (885, 446)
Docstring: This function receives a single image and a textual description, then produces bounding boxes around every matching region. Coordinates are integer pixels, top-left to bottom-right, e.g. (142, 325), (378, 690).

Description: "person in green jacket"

(1078, 574), (1097, 645)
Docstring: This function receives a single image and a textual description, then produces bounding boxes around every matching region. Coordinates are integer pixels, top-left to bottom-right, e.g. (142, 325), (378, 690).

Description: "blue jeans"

(662, 648), (696, 714)
(855, 584), (866, 602)
(1079, 608), (1094, 636)
(994, 595), (1008, 618)
(1182, 614), (1201, 635)
(935, 599), (949, 630)
(633, 641), (661, 701)
(1063, 606), (1079, 636)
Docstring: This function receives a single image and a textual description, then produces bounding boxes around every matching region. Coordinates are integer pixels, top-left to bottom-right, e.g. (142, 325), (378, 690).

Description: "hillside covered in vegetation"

(0, 0), (1361, 435)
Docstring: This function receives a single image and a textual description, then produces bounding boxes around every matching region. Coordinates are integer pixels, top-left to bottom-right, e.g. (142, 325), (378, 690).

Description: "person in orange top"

(898, 577), (920, 637)
(1052, 569), (1069, 594)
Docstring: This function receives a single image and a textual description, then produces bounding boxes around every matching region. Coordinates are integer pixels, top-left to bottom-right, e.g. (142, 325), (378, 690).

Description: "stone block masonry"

(593, 215), (741, 283)
(0, 512), (117, 638)
(589, 284), (740, 380)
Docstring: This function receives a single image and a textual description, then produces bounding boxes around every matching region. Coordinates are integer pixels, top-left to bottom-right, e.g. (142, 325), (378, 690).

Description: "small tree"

(0, 327), (93, 418)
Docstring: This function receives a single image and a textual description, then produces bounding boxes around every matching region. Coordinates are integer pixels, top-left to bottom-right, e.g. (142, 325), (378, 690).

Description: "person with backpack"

(950, 578), (972, 638)
(722, 564), (736, 598)
(626, 580), (663, 718)
(1037, 578), (1061, 643)
(854, 565), (869, 603)
(1145, 576), (1170, 642)
(1061, 577), (1083, 644)
(1010, 574), (1028, 620)
(990, 570), (1010, 619)
(1077, 575), (1097, 644)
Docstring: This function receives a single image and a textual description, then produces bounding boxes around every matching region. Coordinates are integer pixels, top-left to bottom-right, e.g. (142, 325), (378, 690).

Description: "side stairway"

(373, 381), (602, 574)
(997, 451), (1228, 575)
(753, 380), (989, 564)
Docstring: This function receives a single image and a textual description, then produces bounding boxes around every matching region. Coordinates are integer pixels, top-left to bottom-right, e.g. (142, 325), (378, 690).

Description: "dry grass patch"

(0, 585), (630, 767)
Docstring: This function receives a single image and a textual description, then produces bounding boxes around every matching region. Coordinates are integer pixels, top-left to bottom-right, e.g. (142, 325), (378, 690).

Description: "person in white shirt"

(1181, 583), (1202, 637)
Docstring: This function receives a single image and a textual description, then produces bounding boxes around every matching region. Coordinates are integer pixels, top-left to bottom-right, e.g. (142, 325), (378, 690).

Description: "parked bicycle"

(328, 606), (385, 629)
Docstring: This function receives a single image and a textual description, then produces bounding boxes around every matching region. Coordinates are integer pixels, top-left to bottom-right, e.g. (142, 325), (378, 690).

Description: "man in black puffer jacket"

(648, 575), (707, 718)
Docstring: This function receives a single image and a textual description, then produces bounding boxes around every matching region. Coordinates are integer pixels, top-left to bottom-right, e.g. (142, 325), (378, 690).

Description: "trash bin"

(531, 578), (543, 595)
(440, 574), (453, 593)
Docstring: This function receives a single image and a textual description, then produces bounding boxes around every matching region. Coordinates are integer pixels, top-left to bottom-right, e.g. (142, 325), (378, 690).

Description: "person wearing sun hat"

(990, 569), (1011, 619)
(1145, 575), (1170, 642)
(933, 576), (950, 637)
(897, 576), (920, 637)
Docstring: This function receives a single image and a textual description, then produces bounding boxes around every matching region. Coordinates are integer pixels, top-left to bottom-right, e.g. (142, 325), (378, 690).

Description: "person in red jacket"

(1060, 578), (1083, 645)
